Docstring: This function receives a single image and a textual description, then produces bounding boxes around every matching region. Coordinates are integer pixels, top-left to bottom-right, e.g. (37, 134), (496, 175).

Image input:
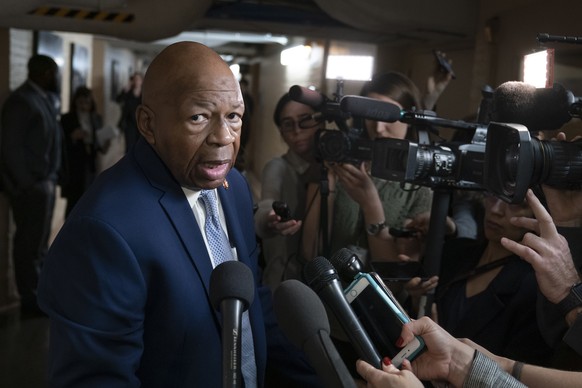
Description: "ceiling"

(0, 0), (481, 57)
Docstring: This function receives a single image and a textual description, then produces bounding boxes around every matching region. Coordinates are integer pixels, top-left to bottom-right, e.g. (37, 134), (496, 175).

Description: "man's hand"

(501, 189), (580, 303)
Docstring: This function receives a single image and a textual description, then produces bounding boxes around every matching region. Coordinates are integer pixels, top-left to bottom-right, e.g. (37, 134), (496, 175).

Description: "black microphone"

(273, 279), (356, 388)
(492, 81), (580, 132)
(303, 256), (382, 368)
(209, 261), (255, 388)
(289, 85), (326, 108)
(339, 95), (402, 123)
(329, 247), (364, 284)
(289, 85), (352, 126)
(537, 33), (582, 45)
(328, 248), (411, 360)
(340, 95), (481, 131)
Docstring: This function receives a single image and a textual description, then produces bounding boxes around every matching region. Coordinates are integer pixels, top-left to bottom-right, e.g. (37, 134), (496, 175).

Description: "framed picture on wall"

(70, 43), (89, 96)
(34, 31), (64, 110)
(35, 31), (64, 66)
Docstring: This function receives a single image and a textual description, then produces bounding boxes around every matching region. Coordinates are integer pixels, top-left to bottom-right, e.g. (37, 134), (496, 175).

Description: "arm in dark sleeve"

(1, 96), (43, 191)
(38, 217), (146, 387)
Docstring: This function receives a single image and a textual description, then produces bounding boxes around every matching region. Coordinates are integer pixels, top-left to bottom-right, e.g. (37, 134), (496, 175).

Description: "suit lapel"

(134, 139), (215, 293)
(218, 184), (251, 269)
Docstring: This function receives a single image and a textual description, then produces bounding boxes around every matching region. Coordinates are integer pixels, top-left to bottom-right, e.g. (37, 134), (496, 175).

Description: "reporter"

(254, 93), (323, 290)
(436, 190), (553, 365)
(501, 187), (582, 357)
(357, 316), (525, 388)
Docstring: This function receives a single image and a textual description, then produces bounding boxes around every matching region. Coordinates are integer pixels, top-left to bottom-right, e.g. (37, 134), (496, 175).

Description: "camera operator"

(435, 184), (554, 366)
(254, 93), (323, 291)
(301, 72), (436, 264)
(501, 185), (582, 363)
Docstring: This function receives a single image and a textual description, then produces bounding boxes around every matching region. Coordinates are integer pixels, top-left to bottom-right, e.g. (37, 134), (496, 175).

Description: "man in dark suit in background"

(0, 54), (61, 317)
(38, 42), (318, 387)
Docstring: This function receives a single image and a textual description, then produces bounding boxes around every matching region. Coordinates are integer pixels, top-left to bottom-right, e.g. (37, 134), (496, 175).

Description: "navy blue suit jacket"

(38, 138), (316, 387)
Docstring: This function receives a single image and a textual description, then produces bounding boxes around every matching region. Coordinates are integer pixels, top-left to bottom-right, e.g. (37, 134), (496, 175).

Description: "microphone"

(537, 33), (582, 45)
(491, 81), (581, 132)
(328, 248), (412, 360)
(339, 95), (402, 123)
(209, 261), (255, 388)
(340, 95), (481, 131)
(289, 85), (352, 126)
(289, 85), (326, 108)
(329, 247), (363, 284)
(303, 256), (382, 368)
(273, 280), (357, 388)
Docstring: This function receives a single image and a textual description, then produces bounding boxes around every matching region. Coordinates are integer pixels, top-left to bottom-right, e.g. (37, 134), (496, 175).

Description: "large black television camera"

(338, 94), (487, 190)
(289, 83), (582, 204)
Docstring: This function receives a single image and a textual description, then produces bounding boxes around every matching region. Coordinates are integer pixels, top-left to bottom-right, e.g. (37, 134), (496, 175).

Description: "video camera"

(288, 82), (373, 166)
(289, 81), (582, 203)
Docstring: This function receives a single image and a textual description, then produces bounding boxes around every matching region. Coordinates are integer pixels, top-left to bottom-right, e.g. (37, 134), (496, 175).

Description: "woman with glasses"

(435, 191), (555, 366)
(302, 72), (437, 268)
(254, 93), (323, 291)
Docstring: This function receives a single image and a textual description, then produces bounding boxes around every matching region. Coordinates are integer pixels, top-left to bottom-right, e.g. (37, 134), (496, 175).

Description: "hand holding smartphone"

(389, 228), (419, 238)
(344, 273), (425, 368)
(272, 200), (292, 221)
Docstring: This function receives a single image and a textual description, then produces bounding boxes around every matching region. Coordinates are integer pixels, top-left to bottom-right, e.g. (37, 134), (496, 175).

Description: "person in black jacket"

(436, 190), (555, 366)
(60, 86), (109, 217)
(0, 54), (61, 317)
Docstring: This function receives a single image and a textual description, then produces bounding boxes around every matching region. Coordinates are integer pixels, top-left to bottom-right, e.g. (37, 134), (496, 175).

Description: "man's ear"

(136, 104), (155, 145)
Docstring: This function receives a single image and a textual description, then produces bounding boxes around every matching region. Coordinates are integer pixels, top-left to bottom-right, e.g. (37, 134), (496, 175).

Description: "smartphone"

(272, 200), (292, 221)
(433, 50), (456, 79)
(368, 272), (408, 313)
(344, 273), (425, 368)
(370, 261), (429, 283)
(389, 228), (418, 238)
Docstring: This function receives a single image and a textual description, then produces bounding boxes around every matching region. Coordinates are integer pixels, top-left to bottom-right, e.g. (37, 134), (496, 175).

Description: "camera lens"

(533, 139), (582, 190)
(317, 130), (349, 162)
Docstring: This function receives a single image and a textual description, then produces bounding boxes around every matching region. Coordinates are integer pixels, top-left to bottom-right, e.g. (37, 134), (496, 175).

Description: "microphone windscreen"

(492, 81), (573, 132)
(340, 95), (402, 122)
(303, 256), (338, 293)
(273, 279), (330, 347)
(329, 248), (362, 283)
(289, 85), (325, 108)
(209, 261), (255, 311)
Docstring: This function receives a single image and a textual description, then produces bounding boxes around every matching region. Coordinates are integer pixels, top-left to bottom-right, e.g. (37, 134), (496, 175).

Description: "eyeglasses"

(483, 192), (529, 211)
(279, 115), (321, 134)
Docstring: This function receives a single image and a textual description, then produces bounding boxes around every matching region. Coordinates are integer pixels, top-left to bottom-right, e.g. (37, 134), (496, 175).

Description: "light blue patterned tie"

(199, 190), (257, 388)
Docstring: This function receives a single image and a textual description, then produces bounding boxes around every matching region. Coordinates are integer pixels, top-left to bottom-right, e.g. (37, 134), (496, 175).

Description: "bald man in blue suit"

(38, 42), (319, 387)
